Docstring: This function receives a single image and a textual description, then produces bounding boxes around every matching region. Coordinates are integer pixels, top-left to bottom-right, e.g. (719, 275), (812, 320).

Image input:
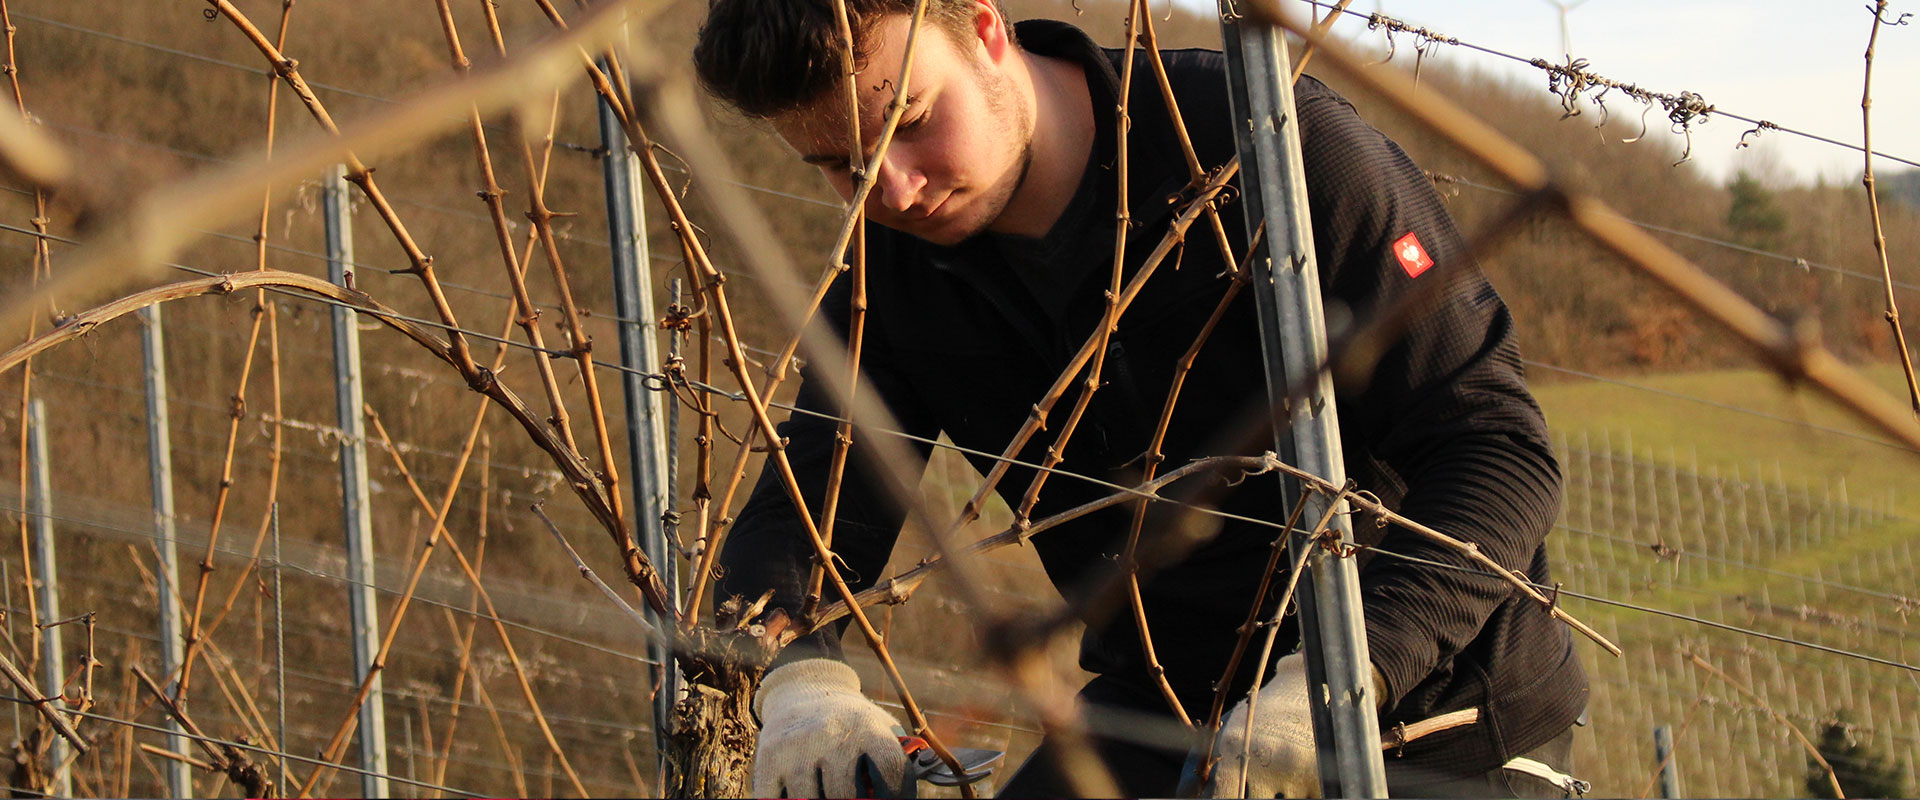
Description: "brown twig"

(1196, 495), (1328, 790)
(308, 398), (590, 798)
(1685, 650), (1843, 798)
(176, 0), (298, 712)
(1264, 457), (1619, 655)
(430, 433), (491, 797)
(1635, 695), (1703, 799)
(139, 744), (212, 774)
(941, 158), (1240, 546)
(0, 644), (83, 751)
(436, 0), (582, 455)
(1290, 0), (1355, 83)
(203, 0), (482, 378)
(799, 0), (876, 625)
(115, 650), (137, 797)
(470, 672), (529, 798)
(1859, 0), (1920, 415)
(510, 100), (632, 545)
(132, 666), (274, 797)
(533, 503), (657, 637)
(291, 345), (504, 796)
(1132, 0), (1241, 273)
(1007, 0), (1144, 531)
(1117, 225), (1262, 727)
(1202, 487), (1311, 735)
(1, 0), (44, 673)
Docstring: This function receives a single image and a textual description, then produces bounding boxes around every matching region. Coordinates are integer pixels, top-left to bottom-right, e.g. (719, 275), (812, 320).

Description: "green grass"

(1534, 363), (1920, 517)
(1531, 365), (1920, 796)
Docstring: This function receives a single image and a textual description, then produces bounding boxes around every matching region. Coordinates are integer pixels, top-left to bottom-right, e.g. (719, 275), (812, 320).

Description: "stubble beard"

(959, 58), (1035, 241)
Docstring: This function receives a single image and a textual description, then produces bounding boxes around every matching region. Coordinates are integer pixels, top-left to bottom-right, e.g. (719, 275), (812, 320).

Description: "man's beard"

(964, 59), (1036, 238)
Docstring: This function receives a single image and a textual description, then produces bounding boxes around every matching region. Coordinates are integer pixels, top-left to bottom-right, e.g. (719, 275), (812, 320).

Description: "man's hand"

(1210, 653), (1320, 799)
(754, 658), (907, 797)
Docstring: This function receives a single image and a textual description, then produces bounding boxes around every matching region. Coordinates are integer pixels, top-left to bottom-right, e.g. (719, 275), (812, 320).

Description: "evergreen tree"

(1726, 169), (1786, 246)
(1806, 713), (1908, 799)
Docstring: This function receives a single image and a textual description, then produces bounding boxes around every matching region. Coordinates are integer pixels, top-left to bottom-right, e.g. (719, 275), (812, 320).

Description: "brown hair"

(693, 0), (1013, 118)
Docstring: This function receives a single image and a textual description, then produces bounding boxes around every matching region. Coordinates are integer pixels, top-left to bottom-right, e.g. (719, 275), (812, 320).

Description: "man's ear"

(971, 0), (1013, 63)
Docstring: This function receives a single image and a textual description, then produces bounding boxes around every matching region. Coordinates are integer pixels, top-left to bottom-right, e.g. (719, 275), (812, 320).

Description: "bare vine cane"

(814, 455), (1288, 625)
(1685, 650), (1844, 798)
(800, 0), (878, 626)
(934, 158), (1241, 547)
(1859, 0), (1920, 415)
(175, 0), (297, 709)
(1006, 0), (1145, 531)
(438, 0), (583, 455)
(0, 646), (83, 752)
(345, 415), (590, 797)
(508, 98), (633, 541)
(1132, 0), (1242, 273)
(1, 0), (47, 670)
(1190, 487), (1339, 790)
(429, 434), (492, 798)
(201, 0), (481, 377)
(132, 666), (274, 798)
(1249, 0), (1920, 455)
(1116, 224), (1264, 728)
(290, 316), (581, 797)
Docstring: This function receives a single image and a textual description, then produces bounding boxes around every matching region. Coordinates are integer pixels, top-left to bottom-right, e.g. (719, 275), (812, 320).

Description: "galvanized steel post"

(26, 398), (70, 798)
(1653, 724), (1680, 798)
(141, 305), (194, 798)
(1217, 7), (1389, 796)
(325, 164), (390, 798)
(596, 56), (680, 775)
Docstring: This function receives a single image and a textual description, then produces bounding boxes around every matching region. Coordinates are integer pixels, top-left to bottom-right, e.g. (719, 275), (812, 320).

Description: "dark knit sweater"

(720, 18), (1588, 784)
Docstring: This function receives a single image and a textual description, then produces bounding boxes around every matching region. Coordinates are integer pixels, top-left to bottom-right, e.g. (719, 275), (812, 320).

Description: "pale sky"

(1202, 0), (1920, 185)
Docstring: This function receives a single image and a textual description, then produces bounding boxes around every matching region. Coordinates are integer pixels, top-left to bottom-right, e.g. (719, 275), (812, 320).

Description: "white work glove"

(1211, 653), (1321, 799)
(753, 658), (907, 798)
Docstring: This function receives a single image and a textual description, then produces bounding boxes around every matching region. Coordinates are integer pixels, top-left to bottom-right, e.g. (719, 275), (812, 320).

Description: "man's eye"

(899, 112), (931, 133)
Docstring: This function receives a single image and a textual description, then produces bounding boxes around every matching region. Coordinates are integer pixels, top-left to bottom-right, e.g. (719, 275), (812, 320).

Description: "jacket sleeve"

(717, 273), (940, 666)
(1294, 83), (1564, 710)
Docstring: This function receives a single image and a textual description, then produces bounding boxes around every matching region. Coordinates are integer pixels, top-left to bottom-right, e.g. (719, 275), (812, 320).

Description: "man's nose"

(870, 154), (925, 214)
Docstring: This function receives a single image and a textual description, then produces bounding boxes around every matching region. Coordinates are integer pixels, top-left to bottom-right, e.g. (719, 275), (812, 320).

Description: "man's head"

(694, 0), (1037, 245)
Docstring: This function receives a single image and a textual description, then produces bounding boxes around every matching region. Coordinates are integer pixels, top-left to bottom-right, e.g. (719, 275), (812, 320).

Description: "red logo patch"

(1393, 232), (1434, 278)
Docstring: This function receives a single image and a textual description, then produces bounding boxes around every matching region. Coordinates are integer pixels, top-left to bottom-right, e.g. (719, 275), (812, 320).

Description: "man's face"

(773, 12), (1033, 246)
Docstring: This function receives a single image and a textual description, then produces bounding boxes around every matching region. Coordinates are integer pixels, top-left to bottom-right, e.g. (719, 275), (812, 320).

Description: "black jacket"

(721, 19), (1588, 780)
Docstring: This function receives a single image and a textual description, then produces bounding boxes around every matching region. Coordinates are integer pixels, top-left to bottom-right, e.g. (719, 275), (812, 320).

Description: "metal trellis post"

(325, 163), (390, 799)
(1217, 6), (1389, 796)
(1653, 724), (1680, 798)
(596, 54), (680, 776)
(141, 305), (194, 799)
(27, 398), (71, 798)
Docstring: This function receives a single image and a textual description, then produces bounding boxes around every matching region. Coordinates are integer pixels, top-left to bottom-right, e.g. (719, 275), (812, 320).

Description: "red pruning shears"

(854, 727), (1003, 798)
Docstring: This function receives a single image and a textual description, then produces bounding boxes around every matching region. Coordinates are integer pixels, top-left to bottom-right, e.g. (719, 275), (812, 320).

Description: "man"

(692, 0), (1590, 796)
